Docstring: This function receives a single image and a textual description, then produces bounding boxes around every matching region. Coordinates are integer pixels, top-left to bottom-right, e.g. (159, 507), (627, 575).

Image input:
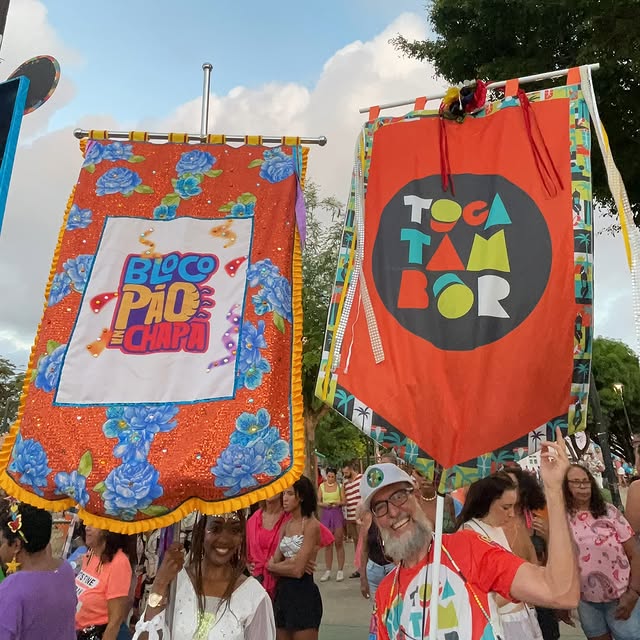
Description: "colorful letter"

(397, 270), (429, 309)
(113, 284), (152, 331)
(403, 195), (433, 223)
(477, 275), (510, 318)
(400, 229), (431, 264)
(466, 230), (511, 272)
(462, 200), (489, 226)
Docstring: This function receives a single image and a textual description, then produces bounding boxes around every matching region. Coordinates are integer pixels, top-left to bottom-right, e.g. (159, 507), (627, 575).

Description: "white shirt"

(133, 570), (275, 640)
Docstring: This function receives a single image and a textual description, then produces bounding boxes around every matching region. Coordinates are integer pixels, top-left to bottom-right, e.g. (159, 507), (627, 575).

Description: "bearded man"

(360, 429), (578, 640)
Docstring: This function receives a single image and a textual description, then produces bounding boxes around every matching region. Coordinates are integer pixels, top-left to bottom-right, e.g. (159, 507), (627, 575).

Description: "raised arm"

(509, 429), (579, 608)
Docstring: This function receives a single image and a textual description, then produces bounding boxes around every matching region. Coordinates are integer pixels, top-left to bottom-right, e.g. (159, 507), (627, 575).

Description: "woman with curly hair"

(0, 499), (76, 639)
(565, 463), (640, 640)
(133, 510), (274, 639)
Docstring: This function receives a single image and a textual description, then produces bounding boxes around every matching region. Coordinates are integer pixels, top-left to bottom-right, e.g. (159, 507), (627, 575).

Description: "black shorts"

(274, 574), (323, 630)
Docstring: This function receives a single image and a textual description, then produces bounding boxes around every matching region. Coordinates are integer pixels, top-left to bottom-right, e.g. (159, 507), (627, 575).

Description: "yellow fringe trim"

(0, 184), (78, 510)
(0, 146), (309, 534)
(300, 146), (309, 189)
(600, 125), (633, 268)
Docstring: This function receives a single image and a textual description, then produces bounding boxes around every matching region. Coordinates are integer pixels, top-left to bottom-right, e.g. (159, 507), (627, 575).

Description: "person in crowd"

(410, 466), (457, 533)
(134, 510), (275, 639)
(358, 501), (395, 602)
(0, 499), (76, 639)
(67, 522), (89, 575)
(341, 461), (362, 578)
(268, 476), (323, 640)
(247, 494), (290, 599)
(361, 428), (579, 640)
(317, 467), (345, 582)
(504, 466), (566, 640)
(564, 463), (640, 640)
(247, 492), (335, 601)
(76, 527), (135, 640)
(458, 473), (543, 639)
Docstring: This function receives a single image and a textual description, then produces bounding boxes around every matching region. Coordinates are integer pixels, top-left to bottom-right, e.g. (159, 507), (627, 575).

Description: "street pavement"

(317, 544), (586, 639)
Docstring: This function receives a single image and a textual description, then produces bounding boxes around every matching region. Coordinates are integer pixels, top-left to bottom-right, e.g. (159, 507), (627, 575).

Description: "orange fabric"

(338, 101), (574, 467)
(566, 67), (581, 86)
(504, 79), (519, 97)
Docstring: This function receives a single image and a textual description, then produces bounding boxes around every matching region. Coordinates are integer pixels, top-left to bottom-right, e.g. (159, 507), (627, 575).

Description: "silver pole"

(359, 62), (600, 114)
(200, 63), (213, 140)
(73, 129), (327, 146)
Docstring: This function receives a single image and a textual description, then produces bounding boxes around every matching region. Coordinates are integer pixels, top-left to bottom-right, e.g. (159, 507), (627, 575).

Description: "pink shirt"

(569, 504), (634, 602)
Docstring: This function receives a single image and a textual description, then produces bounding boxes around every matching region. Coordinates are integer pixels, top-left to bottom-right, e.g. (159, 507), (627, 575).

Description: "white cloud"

(2, 0), (83, 139)
(0, 7), (636, 370)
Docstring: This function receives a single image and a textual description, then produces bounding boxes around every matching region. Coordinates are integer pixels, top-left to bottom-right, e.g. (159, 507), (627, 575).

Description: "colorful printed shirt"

(374, 530), (525, 640)
(75, 549), (132, 629)
(344, 474), (362, 520)
(569, 504), (634, 602)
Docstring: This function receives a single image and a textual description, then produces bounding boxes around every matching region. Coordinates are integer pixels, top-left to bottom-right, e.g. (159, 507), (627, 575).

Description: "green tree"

(589, 337), (640, 460)
(301, 183), (351, 481)
(0, 357), (23, 434)
(392, 0), (640, 223)
(315, 417), (367, 468)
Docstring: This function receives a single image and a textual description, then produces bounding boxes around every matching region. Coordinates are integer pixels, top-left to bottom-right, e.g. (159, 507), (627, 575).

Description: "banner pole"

(428, 492), (445, 640)
(359, 62), (600, 114)
(167, 63), (213, 630)
(200, 63), (213, 141)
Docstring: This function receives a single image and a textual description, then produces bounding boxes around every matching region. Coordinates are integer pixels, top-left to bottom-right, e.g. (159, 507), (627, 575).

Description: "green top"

(0, 565), (5, 583)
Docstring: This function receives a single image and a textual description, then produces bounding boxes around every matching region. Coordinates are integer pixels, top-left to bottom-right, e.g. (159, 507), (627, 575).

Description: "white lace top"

(132, 570), (275, 640)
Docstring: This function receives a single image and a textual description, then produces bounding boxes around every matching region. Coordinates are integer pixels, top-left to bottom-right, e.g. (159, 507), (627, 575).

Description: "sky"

(0, 0), (636, 367)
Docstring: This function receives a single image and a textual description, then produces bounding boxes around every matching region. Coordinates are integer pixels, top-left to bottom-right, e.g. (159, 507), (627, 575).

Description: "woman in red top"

(75, 527), (135, 640)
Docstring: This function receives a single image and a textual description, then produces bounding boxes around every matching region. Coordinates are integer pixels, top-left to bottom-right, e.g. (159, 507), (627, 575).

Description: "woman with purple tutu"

(317, 468), (346, 582)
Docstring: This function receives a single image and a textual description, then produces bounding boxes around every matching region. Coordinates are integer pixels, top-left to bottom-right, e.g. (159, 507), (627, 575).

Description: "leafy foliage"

(0, 357), (24, 434)
(315, 412), (368, 467)
(589, 337), (640, 460)
(391, 0), (640, 224)
(301, 183), (368, 467)
(301, 182), (343, 412)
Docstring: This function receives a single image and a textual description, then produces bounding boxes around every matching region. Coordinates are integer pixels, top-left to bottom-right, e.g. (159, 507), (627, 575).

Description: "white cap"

(359, 463), (413, 509)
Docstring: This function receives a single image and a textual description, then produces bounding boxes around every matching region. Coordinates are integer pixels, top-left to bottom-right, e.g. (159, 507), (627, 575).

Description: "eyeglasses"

(567, 480), (590, 488)
(371, 487), (414, 517)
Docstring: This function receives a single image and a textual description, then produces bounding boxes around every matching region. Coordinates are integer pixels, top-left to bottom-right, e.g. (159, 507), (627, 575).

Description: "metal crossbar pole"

(359, 62), (600, 114)
(73, 128), (327, 146)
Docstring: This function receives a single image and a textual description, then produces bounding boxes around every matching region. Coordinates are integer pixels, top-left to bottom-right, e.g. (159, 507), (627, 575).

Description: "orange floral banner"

(0, 139), (307, 532)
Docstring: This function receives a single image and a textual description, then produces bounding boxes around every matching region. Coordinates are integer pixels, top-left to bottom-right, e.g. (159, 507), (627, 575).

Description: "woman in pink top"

(247, 495), (289, 599)
(564, 464), (640, 640)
